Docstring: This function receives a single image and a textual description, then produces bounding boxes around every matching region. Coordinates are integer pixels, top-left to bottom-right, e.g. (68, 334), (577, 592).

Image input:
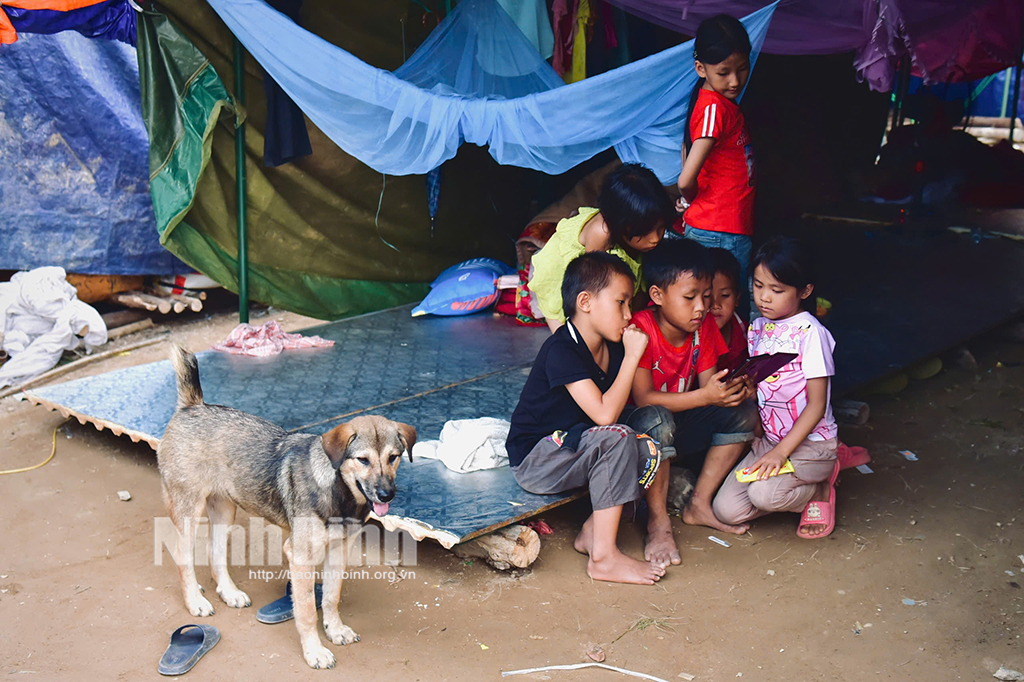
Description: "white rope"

(502, 662), (670, 682)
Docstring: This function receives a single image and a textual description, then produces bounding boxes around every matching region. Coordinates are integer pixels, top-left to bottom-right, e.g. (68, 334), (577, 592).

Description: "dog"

(157, 345), (415, 669)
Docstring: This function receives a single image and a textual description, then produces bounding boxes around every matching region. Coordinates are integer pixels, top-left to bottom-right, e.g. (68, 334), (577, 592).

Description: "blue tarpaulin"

(0, 30), (187, 275)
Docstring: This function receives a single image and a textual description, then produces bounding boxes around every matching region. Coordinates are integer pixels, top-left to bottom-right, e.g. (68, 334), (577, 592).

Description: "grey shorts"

(512, 425), (662, 510)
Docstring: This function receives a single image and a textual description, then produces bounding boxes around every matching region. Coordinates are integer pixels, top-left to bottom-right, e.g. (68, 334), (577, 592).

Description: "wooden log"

(102, 309), (148, 329)
(107, 318), (154, 340)
(968, 116), (1023, 129)
(65, 274), (144, 304)
(964, 126), (1024, 143)
(452, 524), (541, 570)
(170, 294), (203, 313)
(111, 291), (171, 314)
(833, 399), (870, 426)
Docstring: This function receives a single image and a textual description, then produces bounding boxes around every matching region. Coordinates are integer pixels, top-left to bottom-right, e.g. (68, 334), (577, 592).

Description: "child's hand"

(622, 325), (649, 361)
(738, 375), (757, 401)
(701, 369), (747, 407)
(746, 447), (790, 481)
(675, 196), (689, 214)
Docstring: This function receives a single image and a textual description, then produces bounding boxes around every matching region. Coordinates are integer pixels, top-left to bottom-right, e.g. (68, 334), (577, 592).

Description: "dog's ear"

(322, 422), (358, 469)
(395, 422), (417, 462)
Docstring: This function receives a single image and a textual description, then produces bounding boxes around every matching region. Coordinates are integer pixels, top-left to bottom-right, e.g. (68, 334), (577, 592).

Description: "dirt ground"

(1, 307), (1022, 682)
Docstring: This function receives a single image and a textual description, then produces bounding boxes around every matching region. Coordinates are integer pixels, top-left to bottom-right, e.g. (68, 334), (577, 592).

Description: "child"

(712, 236), (840, 539)
(674, 15), (755, 316)
(626, 239), (758, 536)
(531, 163), (673, 333)
(708, 247), (748, 373)
(507, 252), (676, 584)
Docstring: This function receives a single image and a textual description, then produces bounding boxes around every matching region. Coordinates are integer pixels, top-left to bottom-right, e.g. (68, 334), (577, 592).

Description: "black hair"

(641, 238), (713, 292)
(562, 252), (635, 320)
(752, 236), (815, 290)
(684, 14), (752, 152)
(708, 246), (742, 292)
(597, 163), (674, 246)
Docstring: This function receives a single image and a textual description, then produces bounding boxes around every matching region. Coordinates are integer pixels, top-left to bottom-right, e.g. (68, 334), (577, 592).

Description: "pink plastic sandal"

(837, 442), (870, 470)
(797, 459), (840, 539)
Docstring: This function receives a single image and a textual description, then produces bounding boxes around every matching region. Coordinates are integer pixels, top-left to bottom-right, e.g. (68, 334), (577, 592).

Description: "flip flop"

(837, 442), (871, 470)
(256, 582), (324, 624)
(158, 624), (220, 676)
(796, 459), (840, 540)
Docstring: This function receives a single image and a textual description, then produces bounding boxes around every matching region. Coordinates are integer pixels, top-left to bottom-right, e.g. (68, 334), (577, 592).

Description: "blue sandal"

(256, 582), (323, 624)
(158, 624), (220, 676)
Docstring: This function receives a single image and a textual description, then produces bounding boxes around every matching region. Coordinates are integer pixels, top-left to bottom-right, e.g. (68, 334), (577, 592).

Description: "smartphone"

(725, 352), (798, 384)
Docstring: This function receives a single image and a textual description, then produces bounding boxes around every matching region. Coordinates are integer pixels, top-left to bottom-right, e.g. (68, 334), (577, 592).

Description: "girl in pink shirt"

(711, 236), (840, 539)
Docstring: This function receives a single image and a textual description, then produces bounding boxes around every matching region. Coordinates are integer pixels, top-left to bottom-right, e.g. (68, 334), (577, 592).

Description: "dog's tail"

(170, 344), (204, 409)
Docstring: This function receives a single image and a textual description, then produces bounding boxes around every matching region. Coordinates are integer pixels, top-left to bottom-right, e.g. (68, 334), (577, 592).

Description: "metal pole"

(1010, 12), (1024, 148)
(896, 57), (911, 128)
(1011, 62), (1019, 147)
(1000, 67), (1013, 118)
(233, 37), (249, 323)
(889, 56), (908, 136)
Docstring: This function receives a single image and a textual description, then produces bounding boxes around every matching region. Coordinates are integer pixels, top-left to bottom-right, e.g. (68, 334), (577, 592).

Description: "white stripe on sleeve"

(708, 103), (717, 137)
(702, 105), (710, 137)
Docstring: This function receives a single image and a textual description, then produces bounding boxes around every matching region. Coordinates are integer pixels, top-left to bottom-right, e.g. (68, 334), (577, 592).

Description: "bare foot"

(587, 550), (666, 585)
(573, 517), (594, 555)
(644, 516), (681, 567)
(682, 499), (749, 535)
(798, 481), (832, 537)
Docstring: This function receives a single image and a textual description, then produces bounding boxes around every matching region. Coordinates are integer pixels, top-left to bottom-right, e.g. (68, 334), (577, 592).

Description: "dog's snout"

(376, 487), (395, 503)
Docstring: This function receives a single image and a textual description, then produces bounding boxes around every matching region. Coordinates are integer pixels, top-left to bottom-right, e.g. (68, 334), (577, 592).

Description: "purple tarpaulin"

(601, 0), (1023, 92)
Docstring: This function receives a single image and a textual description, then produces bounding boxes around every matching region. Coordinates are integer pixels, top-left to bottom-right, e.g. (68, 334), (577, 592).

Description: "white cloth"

(412, 417), (511, 473)
(0, 267), (107, 390)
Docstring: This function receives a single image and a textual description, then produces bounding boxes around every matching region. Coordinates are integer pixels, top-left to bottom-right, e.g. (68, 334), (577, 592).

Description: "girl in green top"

(530, 163), (674, 332)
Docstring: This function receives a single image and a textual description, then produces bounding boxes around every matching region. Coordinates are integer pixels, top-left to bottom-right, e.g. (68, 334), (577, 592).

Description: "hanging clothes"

(551, 0), (573, 77)
(566, 0), (591, 84)
(262, 0), (312, 166)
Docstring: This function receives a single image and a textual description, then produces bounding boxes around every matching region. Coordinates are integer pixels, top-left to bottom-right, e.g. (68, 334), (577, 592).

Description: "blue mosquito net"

(206, 0), (776, 184)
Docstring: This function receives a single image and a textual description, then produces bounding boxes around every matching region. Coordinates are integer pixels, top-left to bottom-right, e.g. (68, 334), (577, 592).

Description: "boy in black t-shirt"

(507, 252), (674, 585)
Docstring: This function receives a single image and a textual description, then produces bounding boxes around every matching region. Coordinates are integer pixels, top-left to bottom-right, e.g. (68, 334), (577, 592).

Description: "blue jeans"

(683, 224), (753, 319)
(623, 402), (758, 472)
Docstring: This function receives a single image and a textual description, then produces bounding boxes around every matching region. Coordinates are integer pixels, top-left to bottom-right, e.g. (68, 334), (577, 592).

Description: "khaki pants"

(712, 437), (838, 525)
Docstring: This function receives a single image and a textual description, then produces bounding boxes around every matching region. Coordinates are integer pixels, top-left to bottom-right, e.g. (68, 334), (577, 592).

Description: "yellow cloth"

(565, 0), (590, 84)
(529, 207), (642, 323)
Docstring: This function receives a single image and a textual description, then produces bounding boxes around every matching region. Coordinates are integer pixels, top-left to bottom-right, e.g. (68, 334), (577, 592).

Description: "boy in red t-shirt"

(624, 239), (758, 536)
(671, 14), (755, 318)
(708, 247), (748, 373)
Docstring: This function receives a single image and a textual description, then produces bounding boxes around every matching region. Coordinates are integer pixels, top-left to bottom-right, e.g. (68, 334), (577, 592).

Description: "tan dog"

(157, 346), (415, 669)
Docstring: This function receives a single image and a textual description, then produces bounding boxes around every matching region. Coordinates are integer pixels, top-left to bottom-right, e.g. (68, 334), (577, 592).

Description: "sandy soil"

(1, 308), (1022, 682)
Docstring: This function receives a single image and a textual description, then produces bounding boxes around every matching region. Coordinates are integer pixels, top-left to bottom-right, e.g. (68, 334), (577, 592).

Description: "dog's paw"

(302, 644), (336, 670)
(187, 594), (215, 617)
(216, 586), (251, 609)
(325, 622), (360, 646)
